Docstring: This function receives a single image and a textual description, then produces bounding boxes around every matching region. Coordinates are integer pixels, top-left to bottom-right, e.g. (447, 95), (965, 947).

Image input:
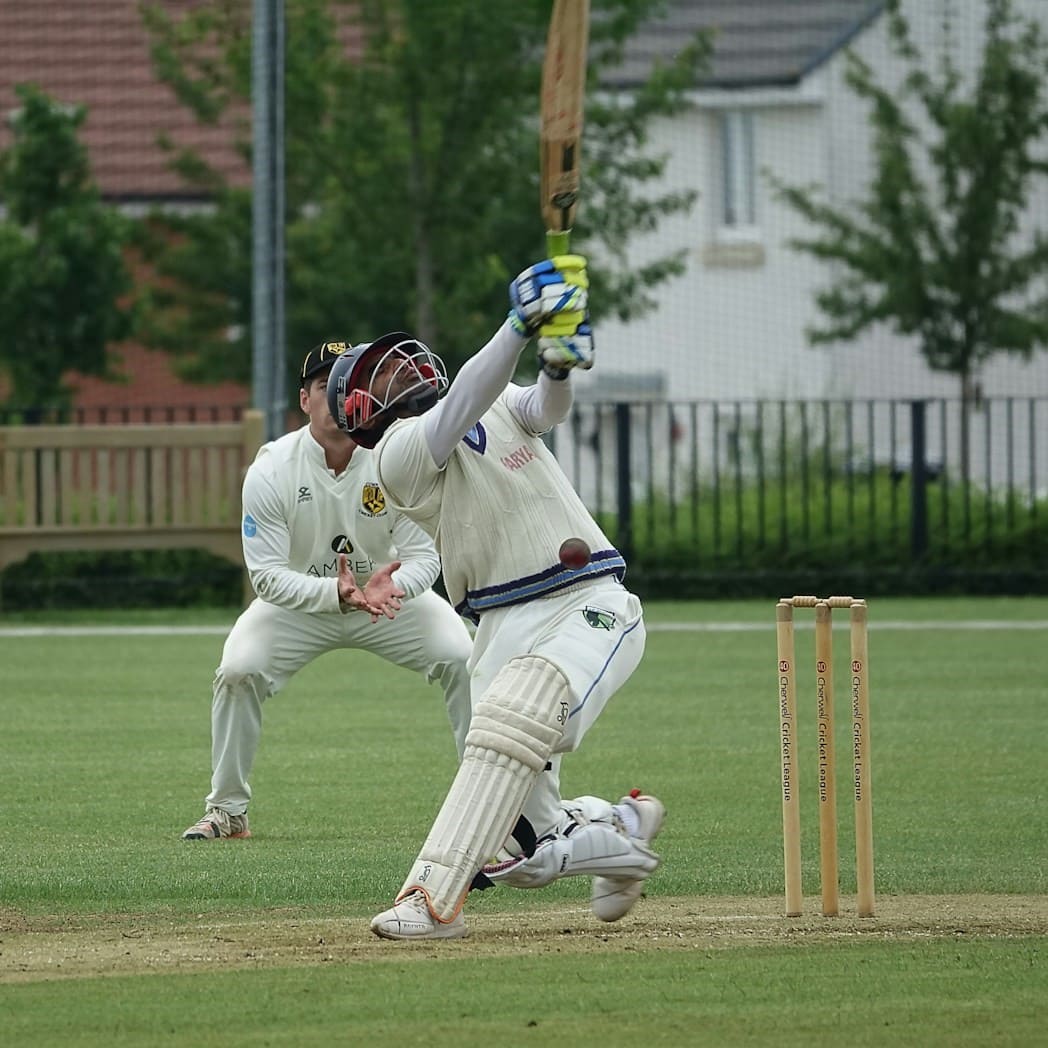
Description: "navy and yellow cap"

(300, 341), (352, 385)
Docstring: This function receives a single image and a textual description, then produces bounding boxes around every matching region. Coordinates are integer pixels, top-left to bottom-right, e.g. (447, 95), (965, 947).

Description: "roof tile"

(0, 0), (249, 198)
(606, 0), (885, 89)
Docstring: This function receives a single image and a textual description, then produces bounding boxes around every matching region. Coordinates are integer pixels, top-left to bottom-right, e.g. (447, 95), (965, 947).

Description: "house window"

(719, 109), (756, 231)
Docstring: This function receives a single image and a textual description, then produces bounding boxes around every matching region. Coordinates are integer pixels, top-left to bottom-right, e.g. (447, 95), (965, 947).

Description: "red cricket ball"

(559, 537), (592, 570)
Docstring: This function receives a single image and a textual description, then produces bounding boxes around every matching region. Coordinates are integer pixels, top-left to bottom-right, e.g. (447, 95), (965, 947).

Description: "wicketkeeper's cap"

(300, 340), (353, 385)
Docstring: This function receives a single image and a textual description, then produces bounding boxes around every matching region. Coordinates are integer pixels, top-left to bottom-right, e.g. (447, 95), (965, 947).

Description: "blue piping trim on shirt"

(454, 549), (626, 620)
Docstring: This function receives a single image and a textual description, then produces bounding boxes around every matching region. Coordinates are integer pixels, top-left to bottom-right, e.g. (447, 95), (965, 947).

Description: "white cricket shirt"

(240, 425), (439, 613)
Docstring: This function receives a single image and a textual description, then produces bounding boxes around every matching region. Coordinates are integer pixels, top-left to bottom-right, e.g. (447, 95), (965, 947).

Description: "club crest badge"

(361, 483), (386, 516)
(583, 606), (616, 630)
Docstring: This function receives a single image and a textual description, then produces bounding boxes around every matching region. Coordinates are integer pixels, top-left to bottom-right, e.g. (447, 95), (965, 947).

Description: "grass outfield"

(1, 597), (1045, 1046)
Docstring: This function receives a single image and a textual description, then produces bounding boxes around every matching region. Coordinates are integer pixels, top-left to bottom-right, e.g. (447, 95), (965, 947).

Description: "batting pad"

(396, 655), (570, 921)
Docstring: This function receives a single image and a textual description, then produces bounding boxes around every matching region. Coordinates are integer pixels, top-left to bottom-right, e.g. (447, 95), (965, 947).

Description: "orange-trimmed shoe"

(181, 808), (251, 840)
(370, 891), (468, 941)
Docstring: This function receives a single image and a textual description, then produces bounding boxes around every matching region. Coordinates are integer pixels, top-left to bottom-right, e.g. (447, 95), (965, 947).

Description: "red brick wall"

(66, 343), (250, 423)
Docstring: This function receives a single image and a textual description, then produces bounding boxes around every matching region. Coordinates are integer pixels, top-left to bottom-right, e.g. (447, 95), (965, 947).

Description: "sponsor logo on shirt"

(306, 538), (374, 577)
(307, 556), (375, 578)
(361, 483), (386, 516)
(331, 535), (354, 555)
(242, 514), (257, 538)
(502, 445), (536, 471)
(297, 486), (313, 504)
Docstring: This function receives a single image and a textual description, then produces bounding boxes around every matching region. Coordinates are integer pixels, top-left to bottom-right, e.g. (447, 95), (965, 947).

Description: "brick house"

(0, 0), (251, 420)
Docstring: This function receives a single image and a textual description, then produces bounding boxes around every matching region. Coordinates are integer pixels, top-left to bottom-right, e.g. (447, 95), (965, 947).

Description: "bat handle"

(546, 230), (571, 256)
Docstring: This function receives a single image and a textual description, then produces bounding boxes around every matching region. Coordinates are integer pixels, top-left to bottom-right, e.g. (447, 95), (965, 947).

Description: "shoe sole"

(591, 876), (650, 922)
(181, 829), (252, 840)
(371, 923), (468, 941)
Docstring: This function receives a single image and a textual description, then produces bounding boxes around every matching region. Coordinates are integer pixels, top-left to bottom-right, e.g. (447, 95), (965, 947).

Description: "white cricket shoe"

(370, 891), (469, 941)
(591, 790), (666, 922)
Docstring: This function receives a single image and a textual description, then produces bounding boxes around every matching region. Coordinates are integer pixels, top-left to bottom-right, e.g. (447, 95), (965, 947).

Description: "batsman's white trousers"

(466, 578), (646, 840)
(206, 591), (473, 814)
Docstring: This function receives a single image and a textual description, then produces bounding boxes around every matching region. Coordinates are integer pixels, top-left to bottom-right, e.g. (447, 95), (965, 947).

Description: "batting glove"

(508, 255), (588, 337)
(538, 319), (594, 380)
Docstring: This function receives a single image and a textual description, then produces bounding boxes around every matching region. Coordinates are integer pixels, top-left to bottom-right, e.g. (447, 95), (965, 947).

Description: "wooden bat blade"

(540, 0), (590, 254)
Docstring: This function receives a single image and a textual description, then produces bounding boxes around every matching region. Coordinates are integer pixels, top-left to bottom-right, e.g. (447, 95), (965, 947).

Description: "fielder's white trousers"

(467, 579), (646, 839)
(206, 591), (473, 814)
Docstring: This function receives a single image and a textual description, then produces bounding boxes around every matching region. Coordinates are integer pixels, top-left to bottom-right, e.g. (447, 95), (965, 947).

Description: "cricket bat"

(540, 0), (590, 257)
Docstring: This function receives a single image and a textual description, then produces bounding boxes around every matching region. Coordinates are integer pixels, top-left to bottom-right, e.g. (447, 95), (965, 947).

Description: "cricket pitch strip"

(2, 894), (1046, 983)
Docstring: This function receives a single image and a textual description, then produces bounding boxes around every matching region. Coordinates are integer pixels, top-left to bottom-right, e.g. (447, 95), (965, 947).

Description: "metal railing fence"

(553, 395), (1048, 593)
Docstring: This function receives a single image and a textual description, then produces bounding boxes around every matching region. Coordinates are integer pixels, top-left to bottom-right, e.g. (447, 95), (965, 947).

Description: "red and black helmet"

(325, 332), (448, 449)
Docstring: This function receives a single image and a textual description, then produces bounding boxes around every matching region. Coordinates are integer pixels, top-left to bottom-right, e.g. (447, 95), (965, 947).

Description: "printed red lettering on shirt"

(501, 445), (536, 471)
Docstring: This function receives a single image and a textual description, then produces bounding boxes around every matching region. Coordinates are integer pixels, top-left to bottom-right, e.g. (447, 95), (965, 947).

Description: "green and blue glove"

(537, 318), (594, 380)
(508, 255), (588, 337)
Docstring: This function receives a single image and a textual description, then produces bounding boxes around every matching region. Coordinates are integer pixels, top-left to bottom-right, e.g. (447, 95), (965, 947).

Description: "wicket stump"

(775, 595), (874, 917)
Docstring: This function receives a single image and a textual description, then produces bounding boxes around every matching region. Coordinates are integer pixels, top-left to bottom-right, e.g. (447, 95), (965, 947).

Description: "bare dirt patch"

(2, 894), (1045, 984)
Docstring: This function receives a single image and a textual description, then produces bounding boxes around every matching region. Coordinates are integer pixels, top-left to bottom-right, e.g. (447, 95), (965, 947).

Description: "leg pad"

(396, 655), (570, 920)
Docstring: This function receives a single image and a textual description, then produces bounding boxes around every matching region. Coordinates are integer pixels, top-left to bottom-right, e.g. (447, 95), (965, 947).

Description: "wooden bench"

(0, 411), (265, 596)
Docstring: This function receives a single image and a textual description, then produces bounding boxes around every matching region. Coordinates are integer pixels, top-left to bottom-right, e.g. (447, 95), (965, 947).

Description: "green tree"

(772, 0), (1048, 473)
(0, 85), (135, 415)
(135, 0), (710, 395)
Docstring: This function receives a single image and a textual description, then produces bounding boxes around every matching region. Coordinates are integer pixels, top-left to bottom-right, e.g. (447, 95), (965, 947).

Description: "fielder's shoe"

(181, 808), (251, 840)
(591, 789), (666, 922)
(370, 891), (469, 941)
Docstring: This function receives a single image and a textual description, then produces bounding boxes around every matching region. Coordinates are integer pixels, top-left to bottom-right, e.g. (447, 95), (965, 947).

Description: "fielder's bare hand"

(338, 553), (386, 621)
(363, 561), (406, 621)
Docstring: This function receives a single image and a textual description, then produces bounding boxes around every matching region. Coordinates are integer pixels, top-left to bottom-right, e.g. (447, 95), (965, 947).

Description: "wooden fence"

(0, 411), (265, 583)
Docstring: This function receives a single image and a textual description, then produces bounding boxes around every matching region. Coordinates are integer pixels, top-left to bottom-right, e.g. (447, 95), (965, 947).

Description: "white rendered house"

(563, 0), (1048, 501)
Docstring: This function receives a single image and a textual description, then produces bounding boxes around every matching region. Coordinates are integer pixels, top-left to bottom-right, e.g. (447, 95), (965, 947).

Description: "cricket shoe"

(181, 808), (251, 840)
(370, 891), (468, 941)
(590, 790), (665, 922)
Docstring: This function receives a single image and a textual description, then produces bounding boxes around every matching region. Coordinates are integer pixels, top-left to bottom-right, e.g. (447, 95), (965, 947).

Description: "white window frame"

(717, 109), (759, 240)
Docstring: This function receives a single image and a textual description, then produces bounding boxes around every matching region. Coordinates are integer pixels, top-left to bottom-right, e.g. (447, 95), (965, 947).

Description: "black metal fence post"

(615, 403), (634, 561)
(911, 399), (929, 560)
